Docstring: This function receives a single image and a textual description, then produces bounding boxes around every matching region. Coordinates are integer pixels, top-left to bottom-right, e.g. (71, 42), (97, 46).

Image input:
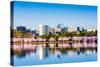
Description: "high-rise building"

(39, 24), (49, 36)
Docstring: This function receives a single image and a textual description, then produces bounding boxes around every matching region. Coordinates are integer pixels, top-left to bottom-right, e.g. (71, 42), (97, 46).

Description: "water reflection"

(11, 42), (97, 66)
(12, 42), (97, 60)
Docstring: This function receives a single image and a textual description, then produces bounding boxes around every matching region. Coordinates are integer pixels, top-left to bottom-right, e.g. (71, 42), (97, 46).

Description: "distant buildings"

(16, 26), (37, 37)
(31, 30), (37, 36)
(77, 27), (81, 32)
(57, 23), (64, 29)
(55, 24), (64, 34)
(39, 24), (49, 36)
(61, 27), (68, 33)
(15, 24), (96, 37)
(55, 28), (61, 34)
(17, 26), (26, 32)
(67, 27), (77, 32)
(49, 27), (55, 34)
(67, 26), (88, 32)
(87, 28), (96, 32)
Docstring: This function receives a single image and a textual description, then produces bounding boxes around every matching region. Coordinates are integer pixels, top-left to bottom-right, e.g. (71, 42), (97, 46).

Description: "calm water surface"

(11, 42), (97, 66)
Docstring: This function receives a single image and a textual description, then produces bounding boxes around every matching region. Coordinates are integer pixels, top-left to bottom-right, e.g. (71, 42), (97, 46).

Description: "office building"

(39, 24), (49, 36)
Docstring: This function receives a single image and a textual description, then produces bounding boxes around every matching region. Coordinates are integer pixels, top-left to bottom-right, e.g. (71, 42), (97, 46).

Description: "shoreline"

(12, 40), (97, 45)
(11, 36), (97, 45)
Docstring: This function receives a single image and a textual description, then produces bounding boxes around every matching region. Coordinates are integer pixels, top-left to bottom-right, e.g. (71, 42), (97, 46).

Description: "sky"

(12, 1), (97, 30)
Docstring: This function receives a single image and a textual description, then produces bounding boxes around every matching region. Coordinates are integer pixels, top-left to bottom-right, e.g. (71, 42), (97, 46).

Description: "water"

(11, 42), (97, 66)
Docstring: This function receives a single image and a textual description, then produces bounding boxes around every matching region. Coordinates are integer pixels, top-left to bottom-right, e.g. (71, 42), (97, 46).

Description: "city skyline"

(15, 24), (97, 31)
(12, 1), (97, 30)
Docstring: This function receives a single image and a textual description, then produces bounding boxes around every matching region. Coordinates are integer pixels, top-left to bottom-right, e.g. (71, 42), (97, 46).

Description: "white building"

(55, 28), (61, 33)
(87, 28), (96, 32)
(67, 27), (77, 32)
(39, 24), (49, 36)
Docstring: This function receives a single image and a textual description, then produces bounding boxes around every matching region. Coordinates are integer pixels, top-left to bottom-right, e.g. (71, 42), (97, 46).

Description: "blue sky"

(12, 1), (97, 30)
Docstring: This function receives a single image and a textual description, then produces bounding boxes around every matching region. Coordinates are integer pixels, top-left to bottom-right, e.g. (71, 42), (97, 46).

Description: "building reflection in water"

(36, 43), (49, 60)
(12, 42), (97, 60)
